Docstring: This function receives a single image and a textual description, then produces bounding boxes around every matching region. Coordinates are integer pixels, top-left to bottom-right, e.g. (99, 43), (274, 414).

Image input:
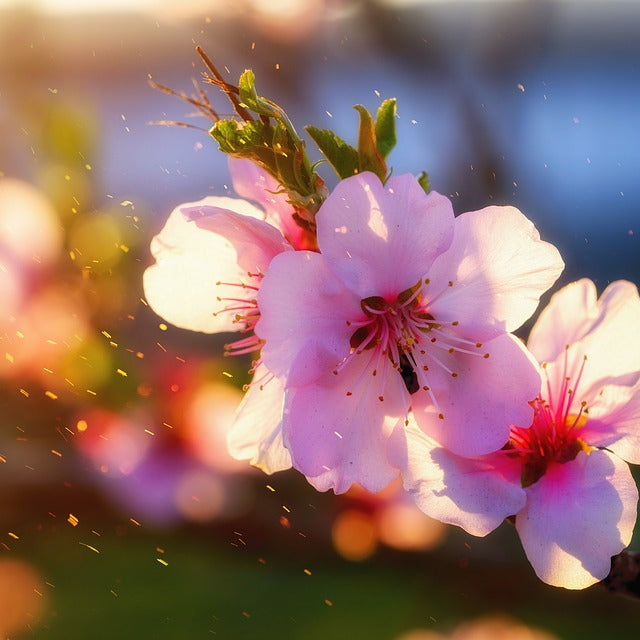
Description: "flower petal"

(316, 172), (454, 298)
(582, 380), (640, 464)
(389, 421), (526, 536)
(555, 282), (640, 396)
(228, 158), (304, 246)
(227, 363), (291, 474)
(427, 206), (564, 340)
(283, 354), (405, 494)
(527, 278), (598, 364)
(413, 333), (541, 457)
(516, 449), (638, 589)
(143, 199), (268, 333)
(256, 250), (361, 386)
(182, 202), (291, 276)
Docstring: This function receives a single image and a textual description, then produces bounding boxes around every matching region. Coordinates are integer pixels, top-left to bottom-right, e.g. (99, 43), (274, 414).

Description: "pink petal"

(412, 333), (541, 457)
(531, 280), (640, 414)
(182, 202), (291, 276)
(316, 172), (454, 299)
(143, 200), (266, 333)
(283, 354), (405, 494)
(516, 449), (638, 589)
(582, 380), (640, 464)
(389, 422), (526, 536)
(427, 206), (564, 340)
(228, 158), (303, 246)
(565, 282), (640, 397)
(227, 363), (291, 474)
(527, 278), (598, 364)
(256, 250), (361, 386)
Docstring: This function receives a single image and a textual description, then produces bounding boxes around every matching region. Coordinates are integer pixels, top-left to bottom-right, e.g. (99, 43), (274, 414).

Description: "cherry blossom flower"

(256, 172), (563, 494)
(143, 158), (304, 474)
(393, 279), (640, 589)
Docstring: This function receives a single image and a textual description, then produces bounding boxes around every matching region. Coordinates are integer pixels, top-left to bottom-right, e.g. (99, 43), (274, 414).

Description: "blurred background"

(1, 0), (639, 637)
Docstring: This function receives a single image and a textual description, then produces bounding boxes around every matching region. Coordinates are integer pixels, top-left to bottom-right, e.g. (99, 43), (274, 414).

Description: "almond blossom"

(143, 158), (307, 474)
(256, 171), (563, 494)
(393, 279), (640, 589)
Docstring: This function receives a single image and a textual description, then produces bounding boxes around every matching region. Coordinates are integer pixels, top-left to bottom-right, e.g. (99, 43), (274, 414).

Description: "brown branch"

(147, 119), (211, 133)
(601, 550), (640, 599)
(148, 78), (219, 123)
(196, 45), (254, 122)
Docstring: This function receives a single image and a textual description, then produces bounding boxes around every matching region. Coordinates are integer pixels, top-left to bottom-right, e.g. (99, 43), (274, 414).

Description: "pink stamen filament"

(507, 346), (590, 483)
(342, 279), (489, 419)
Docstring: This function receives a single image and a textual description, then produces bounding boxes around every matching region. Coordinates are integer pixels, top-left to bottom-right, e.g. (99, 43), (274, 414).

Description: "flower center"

(342, 278), (489, 415)
(506, 347), (591, 487)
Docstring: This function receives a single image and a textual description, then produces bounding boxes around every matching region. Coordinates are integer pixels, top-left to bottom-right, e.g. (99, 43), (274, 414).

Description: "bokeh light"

(183, 381), (246, 474)
(332, 509), (378, 561)
(0, 178), (62, 269)
(0, 559), (47, 638)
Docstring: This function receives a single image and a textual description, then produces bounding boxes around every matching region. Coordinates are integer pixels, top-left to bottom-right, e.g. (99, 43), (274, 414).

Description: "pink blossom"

(143, 158), (302, 474)
(393, 279), (640, 588)
(256, 172), (563, 494)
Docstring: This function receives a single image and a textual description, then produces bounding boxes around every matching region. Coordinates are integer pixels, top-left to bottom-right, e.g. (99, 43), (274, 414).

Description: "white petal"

(144, 197), (277, 334)
(227, 364), (291, 474)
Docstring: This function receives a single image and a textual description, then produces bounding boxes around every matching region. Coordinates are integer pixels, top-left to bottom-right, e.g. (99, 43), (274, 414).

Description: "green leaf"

(210, 119), (276, 174)
(354, 104), (387, 182)
(305, 126), (359, 179)
(417, 171), (430, 194)
(238, 70), (276, 119)
(374, 98), (397, 159)
(272, 121), (298, 191)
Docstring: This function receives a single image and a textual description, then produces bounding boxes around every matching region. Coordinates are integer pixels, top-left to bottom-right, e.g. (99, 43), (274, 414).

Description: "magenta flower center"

(508, 349), (590, 487)
(341, 278), (489, 416)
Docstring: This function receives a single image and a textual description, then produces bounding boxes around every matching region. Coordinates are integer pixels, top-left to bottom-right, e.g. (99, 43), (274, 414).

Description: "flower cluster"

(145, 64), (640, 590)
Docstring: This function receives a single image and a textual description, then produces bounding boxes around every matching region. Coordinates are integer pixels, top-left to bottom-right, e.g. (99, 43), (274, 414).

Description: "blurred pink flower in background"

(74, 408), (153, 477)
(395, 615), (560, 640)
(0, 178), (63, 322)
(0, 178), (90, 385)
(257, 171), (563, 494)
(395, 279), (640, 589)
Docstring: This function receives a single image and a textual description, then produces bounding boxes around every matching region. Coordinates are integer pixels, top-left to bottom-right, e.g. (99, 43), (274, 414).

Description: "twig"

(602, 550), (640, 599)
(196, 45), (254, 122)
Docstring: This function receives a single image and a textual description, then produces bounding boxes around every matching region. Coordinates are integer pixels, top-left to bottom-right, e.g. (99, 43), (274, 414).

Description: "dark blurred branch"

(602, 551), (640, 599)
